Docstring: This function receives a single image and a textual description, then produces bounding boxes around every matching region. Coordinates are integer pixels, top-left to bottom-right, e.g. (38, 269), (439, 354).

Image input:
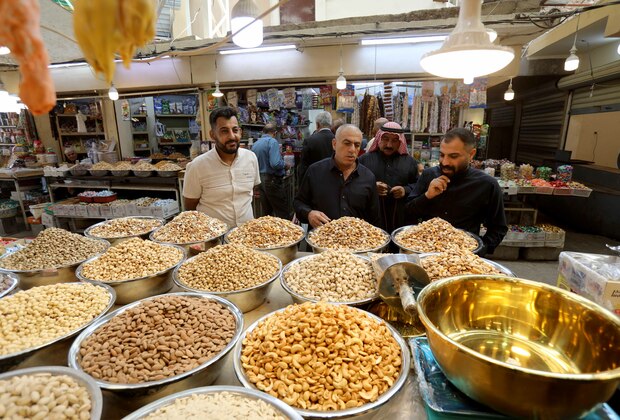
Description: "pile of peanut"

(152, 211), (228, 244)
(394, 217), (478, 253)
(0, 228), (107, 271)
(421, 250), (502, 281)
(0, 373), (92, 419)
(78, 295), (236, 384)
(241, 302), (401, 411)
(307, 217), (388, 252)
(227, 216), (304, 248)
(80, 238), (183, 281)
(284, 251), (376, 302)
(88, 217), (162, 238)
(0, 283), (111, 356)
(177, 244), (280, 292)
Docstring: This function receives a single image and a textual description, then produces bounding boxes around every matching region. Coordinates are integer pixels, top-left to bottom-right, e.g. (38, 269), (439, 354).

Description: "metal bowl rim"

(417, 253), (516, 277)
(305, 227), (390, 254)
(0, 282), (116, 362)
(0, 272), (19, 298)
(280, 254), (378, 305)
(391, 225), (483, 254)
(0, 237), (110, 274)
(0, 365), (103, 420)
(122, 385), (304, 420)
(89, 169), (110, 175)
(172, 250), (282, 295)
(223, 224), (306, 250)
(84, 216), (165, 240)
(76, 243), (186, 284)
(417, 274), (620, 381)
(233, 303), (411, 418)
(68, 292), (244, 390)
(149, 225), (228, 246)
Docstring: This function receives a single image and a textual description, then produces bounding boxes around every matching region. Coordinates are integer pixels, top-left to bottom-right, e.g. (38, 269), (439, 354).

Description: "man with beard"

(183, 106), (260, 228)
(406, 128), (507, 255)
(294, 124), (380, 228)
(359, 122), (418, 233)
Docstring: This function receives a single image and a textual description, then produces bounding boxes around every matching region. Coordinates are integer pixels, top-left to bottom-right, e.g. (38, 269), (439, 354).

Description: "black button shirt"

(294, 158), (381, 226)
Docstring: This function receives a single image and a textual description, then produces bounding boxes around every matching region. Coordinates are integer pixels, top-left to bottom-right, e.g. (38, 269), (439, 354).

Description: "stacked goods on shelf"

(49, 197), (179, 219)
(501, 224), (565, 248)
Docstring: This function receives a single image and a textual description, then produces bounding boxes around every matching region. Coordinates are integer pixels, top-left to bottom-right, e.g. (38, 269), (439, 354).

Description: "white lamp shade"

(463, 76), (474, 85)
(231, 0), (263, 49)
(504, 88), (514, 101)
(486, 28), (498, 43)
(564, 48), (579, 71)
(336, 74), (347, 90)
(108, 86), (119, 101)
(0, 46), (10, 55)
(213, 81), (224, 98)
(617, 42), (620, 55)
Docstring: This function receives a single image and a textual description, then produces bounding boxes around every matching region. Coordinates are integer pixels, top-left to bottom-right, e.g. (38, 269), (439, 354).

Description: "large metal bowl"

(123, 385), (303, 420)
(223, 226), (305, 265)
(0, 237), (110, 290)
(305, 228), (390, 255)
(418, 252), (516, 277)
(391, 225), (484, 255)
(68, 293), (244, 411)
(280, 254), (377, 306)
(157, 170), (180, 178)
(84, 216), (164, 246)
(76, 243), (185, 305)
(0, 282), (115, 372)
(0, 272), (19, 298)
(416, 275), (620, 419)
(233, 304), (411, 419)
(172, 251), (281, 312)
(0, 366), (104, 420)
(149, 229), (225, 256)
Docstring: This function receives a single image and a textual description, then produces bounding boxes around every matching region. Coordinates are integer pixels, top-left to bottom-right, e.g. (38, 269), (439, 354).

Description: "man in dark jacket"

(297, 111), (334, 186)
(359, 122), (418, 233)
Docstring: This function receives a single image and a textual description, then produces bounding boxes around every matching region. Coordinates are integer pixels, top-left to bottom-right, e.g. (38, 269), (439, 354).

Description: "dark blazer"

(297, 128), (335, 186)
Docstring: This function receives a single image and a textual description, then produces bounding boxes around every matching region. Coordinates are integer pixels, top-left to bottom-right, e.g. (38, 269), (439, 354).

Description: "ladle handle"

(398, 282), (417, 314)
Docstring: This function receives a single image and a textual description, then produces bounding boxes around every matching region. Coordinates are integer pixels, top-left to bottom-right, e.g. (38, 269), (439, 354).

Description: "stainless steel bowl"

(70, 168), (89, 176)
(76, 244), (185, 305)
(280, 254), (377, 306)
(111, 169), (130, 177)
(133, 170), (154, 177)
(157, 170), (179, 178)
(149, 229), (225, 256)
(84, 216), (164, 246)
(223, 226), (305, 265)
(233, 305), (411, 419)
(305, 228), (390, 255)
(172, 251), (281, 312)
(0, 282), (115, 372)
(0, 237), (110, 290)
(68, 293), (244, 411)
(123, 385), (303, 420)
(391, 225), (484, 255)
(418, 253), (516, 278)
(0, 366), (103, 420)
(89, 169), (109, 177)
(0, 272), (19, 298)
(417, 275), (620, 419)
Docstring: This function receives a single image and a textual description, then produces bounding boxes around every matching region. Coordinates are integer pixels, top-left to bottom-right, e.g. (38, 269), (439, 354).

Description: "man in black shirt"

(406, 128), (507, 255)
(297, 111), (334, 187)
(294, 124), (380, 228)
(359, 122), (418, 232)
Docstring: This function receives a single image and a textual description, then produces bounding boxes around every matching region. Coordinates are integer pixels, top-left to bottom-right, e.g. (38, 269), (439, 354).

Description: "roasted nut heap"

(227, 216), (304, 248)
(144, 392), (287, 420)
(0, 228), (107, 271)
(79, 295), (236, 384)
(242, 302), (402, 411)
(152, 211), (228, 244)
(284, 251), (375, 302)
(0, 373), (92, 420)
(113, 161), (133, 170)
(178, 244), (279, 292)
(307, 217), (388, 251)
(81, 238), (183, 281)
(133, 161), (156, 171)
(88, 217), (162, 238)
(421, 250), (502, 281)
(394, 217), (478, 253)
(91, 161), (113, 170)
(0, 283), (111, 356)
(0, 275), (14, 294)
(156, 162), (182, 171)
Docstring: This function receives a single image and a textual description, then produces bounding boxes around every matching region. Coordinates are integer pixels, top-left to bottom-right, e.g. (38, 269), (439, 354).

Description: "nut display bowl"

(123, 385), (303, 420)
(172, 251), (282, 313)
(133, 170), (154, 177)
(0, 272), (19, 299)
(416, 275), (620, 419)
(0, 366), (104, 420)
(391, 225), (484, 255)
(156, 170), (180, 178)
(110, 169), (130, 177)
(233, 305), (411, 419)
(305, 228), (390, 255)
(149, 228), (225, 256)
(75, 244), (185, 305)
(89, 169), (109, 177)
(280, 254), (377, 306)
(223, 225), (305, 265)
(68, 293), (244, 410)
(418, 253), (516, 278)
(0, 282), (115, 372)
(84, 216), (164, 246)
(0, 237), (110, 290)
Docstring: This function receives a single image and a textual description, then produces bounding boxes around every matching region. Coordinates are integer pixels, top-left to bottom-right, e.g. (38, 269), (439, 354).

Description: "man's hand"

(376, 182), (389, 197)
(390, 186), (406, 199)
(425, 175), (450, 199)
(308, 210), (331, 228)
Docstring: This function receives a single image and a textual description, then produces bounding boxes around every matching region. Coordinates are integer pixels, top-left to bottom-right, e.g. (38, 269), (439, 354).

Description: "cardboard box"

(125, 203), (139, 217)
(111, 205), (127, 218)
(74, 204), (89, 218)
(99, 205), (113, 219)
(137, 206), (153, 217)
(87, 204), (101, 218)
(41, 212), (56, 227)
(150, 201), (179, 219)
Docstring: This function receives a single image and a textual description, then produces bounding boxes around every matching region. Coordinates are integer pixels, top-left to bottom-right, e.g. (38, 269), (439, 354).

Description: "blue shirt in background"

(252, 135), (286, 176)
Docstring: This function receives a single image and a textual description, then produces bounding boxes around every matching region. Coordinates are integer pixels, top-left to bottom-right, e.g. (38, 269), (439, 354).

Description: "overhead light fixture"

(213, 59), (224, 98)
(108, 84), (119, 101)
(219, 44), (296, 55)
(617, 42), (620, 55)
(0, 46), (10, 55)
(504, 78), (515, 101)
(420, 0), (514, 83)
(336, 44), (347, 90)
(231, 0), (263, 49)
(0, 82), (23, 112)
(361, 35), (447, 46)
(487, 28), (498, 43)
(464, 76), (474, 85)
(48, 62), (88, 69)
(564, 14), (580, 72)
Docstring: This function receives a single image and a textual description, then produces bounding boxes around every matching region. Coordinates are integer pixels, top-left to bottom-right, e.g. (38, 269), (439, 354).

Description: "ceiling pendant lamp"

(564, 14), (580, 72)
(336, 44), (347, 90)
(420, 0), (514, 83)
(504, 78), (515, 101)
(213, 60), (224, 98)
(108, 84), (119, 101)
(231, 0), (263, 49)
(0, 46), (10, 55)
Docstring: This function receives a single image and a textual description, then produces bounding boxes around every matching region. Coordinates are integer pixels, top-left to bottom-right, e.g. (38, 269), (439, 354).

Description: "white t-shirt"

(183, 148), (260, 228)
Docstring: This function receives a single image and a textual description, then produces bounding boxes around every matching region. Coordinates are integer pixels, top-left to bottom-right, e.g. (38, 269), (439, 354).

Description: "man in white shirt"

(183, 107), (260, 228)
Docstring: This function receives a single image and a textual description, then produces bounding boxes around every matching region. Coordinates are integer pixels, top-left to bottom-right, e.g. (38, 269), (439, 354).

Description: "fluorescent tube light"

(361, 36), (447, 46)
(219, 45), (297, 55)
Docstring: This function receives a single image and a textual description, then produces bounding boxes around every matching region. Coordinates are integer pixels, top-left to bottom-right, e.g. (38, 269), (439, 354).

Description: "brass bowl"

(416, 275), (620, 419)
(223, 226), (305, 265)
